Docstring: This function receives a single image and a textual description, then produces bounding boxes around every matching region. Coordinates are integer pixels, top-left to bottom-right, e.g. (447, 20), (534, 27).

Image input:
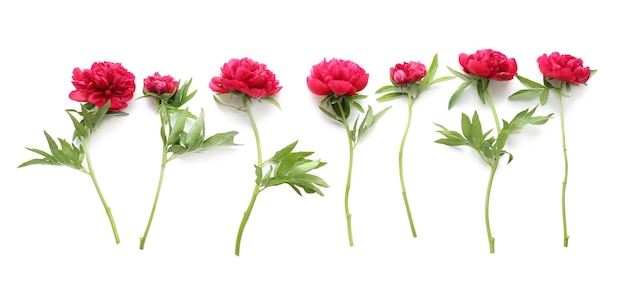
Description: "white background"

(1, 0), (624, 280)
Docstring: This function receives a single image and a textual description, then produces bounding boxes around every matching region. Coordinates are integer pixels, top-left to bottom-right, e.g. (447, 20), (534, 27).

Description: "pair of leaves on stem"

(148, 79), (239, 161)
(435, 107), (553, 167)
(18, 101), (121, 171)
(508, 73), (596, 105)
(319, 94), (390, 146)
(255, 141), (329, 196)
(375, 54), (455, 104)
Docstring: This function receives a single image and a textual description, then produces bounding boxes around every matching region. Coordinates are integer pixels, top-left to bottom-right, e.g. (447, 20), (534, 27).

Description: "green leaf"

(287, 159), (322, 177)
(448, 79), (474, 110)
(263, 96), (282, 111)
(67, 112), (88, 139)
(427, 76), (455, 86)
(275, 152), (299, 178)
(539, 88), (550, 105)
(202, 131), (239, 148)
(508, 89), (544, 101)
(460, 113), (472, 141)
(269, 141), (298, 163)
(17, 158), (58, 168)
(376, 92), (404, 102)
(44, 131), (60, 159)
(495, 130), (510, 150)
(167, 144), (188, 155)
(351, 100), (364, 113)
(288, 183), (303, 196)
(167, 112), (188, 145)
(447, 66), (470, 80)
(476, 79), (488, 104)
(24, 147), (56, 161)
(213, 94), (245, 112)
(470, 111), (483, 145)
(185, 109), (205, 148)
(516, 75), (545, 89)
(375, 85), (401, 94)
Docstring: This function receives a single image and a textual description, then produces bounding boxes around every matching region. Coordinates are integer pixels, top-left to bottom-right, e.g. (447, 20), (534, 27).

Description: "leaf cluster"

(156, 80), (239, 162)
(319, 94), (390, 147)
(446, 67), (491, 110)
(18, 101), (125, 171)
(254, 141), (329, 196)
(509, 70), (597, 105)
(435, 107), (552, 167)
(375, 54), (454, 104)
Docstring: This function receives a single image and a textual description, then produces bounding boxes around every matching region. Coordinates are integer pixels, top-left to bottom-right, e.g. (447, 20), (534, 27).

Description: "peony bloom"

(143, 72), (178, 95)
(459, 49), (517, 81)
(209, 57), (282, 98)
(537, 52), (590, 85)
(69, 61), (136, 111)
(307, 58), (369, 96)
(390, 61), (427, 86)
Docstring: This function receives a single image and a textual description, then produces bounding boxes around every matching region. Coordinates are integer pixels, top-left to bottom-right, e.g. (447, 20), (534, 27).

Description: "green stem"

(485, 159), (498, 254)
(83, 136), (120, 244)
(557, 93), (570, 247)
(399, 86), (417, 237)
(235, 98), (262, 256)
(484, 88), (501, 254)
(338, 101), (355, 246)
(139, 141), (168, 249)
(484, 89), (501, 134)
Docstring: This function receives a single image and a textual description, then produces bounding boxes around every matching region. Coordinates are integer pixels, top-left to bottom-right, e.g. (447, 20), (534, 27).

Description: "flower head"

(537, 52), (590, 85)
(143, 72), (178, 96)
(69, 61), (136, 111)
(390, 61), (427, 86)
(307, 58), (369, 96)
(209, 57), (282, 98)
(459, 49), (517, 81)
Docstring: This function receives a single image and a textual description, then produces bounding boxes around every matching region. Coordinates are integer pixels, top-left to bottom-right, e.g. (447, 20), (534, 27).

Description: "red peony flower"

(143, 72), (178, 95)
(459, 49), (517, 81)
(209, 57), (282, 98)
(307, 58), (369, 96)
(390, 61), (427, 86)
(69, 61), (136, 111)
(537, 52), (590, 85)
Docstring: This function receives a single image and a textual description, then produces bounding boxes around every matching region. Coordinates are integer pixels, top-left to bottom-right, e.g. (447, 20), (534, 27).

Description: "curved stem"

(557, 93), (570, 247)
(235, 99), (262, 256)
(84, 136), (120, 244)
(399, 86), (417, 237)
(338, 101), (355, 246)
(485, 159), (498, 253)
(139, 118), (168, 249)
(484, 89), (501, 134)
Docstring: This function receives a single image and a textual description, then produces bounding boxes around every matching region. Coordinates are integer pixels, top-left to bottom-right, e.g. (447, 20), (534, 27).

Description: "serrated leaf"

(448, 79), (474, 110)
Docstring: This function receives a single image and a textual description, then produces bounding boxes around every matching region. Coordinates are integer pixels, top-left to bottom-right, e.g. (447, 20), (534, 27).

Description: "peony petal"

(307, 77), (330, 96)
(328, 80), (354, 96)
